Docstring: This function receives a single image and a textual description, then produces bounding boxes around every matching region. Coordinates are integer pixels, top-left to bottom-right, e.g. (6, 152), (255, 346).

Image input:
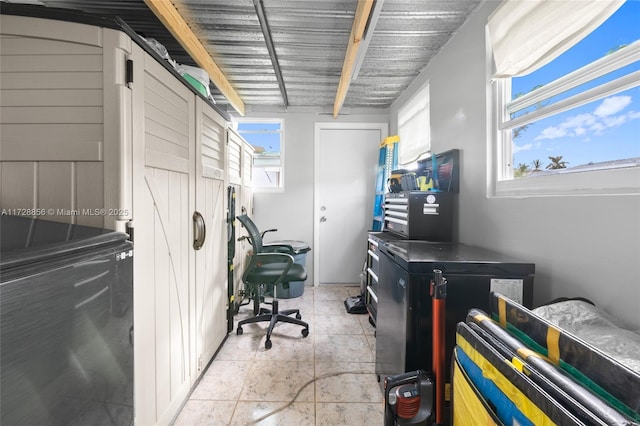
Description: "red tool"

(430, 269), (447, 425)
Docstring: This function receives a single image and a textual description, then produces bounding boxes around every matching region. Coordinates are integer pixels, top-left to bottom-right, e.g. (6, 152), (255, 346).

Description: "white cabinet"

(194, 98), (228, 376)
(0, 11), (230, 425)
(227, 128), (244, 188)
(226, 129), (255, 305)
(131, 47), (230, 425)
(241, 137), (255, 218)
(130, 42), (196, 425)
(0, 14), (133, 231)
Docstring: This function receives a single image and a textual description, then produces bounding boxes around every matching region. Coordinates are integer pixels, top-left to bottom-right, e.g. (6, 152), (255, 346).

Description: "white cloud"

(594, 95), (631, 117)
(513, 143), (533, 154)
(536, 126), (567, 141)
(562, 113), (596, 128)
(534, 95), (638, 141)
(602, 114), (628, 128)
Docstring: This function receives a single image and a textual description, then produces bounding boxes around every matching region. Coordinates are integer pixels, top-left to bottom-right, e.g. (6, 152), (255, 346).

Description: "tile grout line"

(177, 286), (384, 424)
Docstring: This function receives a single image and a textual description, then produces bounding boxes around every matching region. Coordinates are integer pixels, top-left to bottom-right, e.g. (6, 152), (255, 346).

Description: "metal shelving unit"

(372, 135), (399, 231)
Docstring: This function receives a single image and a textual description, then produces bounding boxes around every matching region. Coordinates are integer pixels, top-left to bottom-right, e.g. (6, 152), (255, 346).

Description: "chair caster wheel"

(301, 328), (309, 338)
(296, 313), (302, 320)
(265, 339), (272, 350)
(236, 327), (243, 335)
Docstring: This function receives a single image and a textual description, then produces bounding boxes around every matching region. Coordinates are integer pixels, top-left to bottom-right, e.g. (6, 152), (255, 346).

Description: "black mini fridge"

(0, 216), (133, 426)
(375, 240), (534, 396)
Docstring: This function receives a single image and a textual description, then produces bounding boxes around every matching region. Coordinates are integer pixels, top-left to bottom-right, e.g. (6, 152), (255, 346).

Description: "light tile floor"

(173, 284), (384, 425)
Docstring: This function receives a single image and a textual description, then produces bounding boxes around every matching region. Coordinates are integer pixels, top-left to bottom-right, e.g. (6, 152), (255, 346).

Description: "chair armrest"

(260, 228), (278, 239)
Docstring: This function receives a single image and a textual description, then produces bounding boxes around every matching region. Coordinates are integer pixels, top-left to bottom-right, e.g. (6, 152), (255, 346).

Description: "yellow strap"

(469, 312), (550, 365)
(511, 356), (525, 373)
(473, 313), (490, 323)
(516, 347), (536, 360)
(456, 334), (556, 426)
(546, 327), (561, 364)
(498, 297), (507, 328)
(517, 347), (553, 364)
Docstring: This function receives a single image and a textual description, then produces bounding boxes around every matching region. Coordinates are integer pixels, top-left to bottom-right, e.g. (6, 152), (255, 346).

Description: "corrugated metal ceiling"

(4, 0), (481, 114)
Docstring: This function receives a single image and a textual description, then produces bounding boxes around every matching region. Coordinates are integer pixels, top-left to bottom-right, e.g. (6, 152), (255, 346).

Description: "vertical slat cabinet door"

(194, 98), (228, 376)
(239, 140), (254, 291)
(237, 137), (254, 298)
(226, 129), (246, 301)
(131, 44), (195, 426)
(227, 128), (243, 187)
(241, 140), (255, 217)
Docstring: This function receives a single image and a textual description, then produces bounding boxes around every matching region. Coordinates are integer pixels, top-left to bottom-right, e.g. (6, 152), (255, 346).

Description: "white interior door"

(314, 123), (387, 285)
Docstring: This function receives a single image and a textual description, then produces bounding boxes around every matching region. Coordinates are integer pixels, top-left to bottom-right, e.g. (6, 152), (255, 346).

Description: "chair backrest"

(236, 215), (263, 253)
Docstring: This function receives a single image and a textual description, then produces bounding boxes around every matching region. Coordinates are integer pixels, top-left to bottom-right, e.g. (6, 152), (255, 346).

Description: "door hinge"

(126, 59), (134, 86)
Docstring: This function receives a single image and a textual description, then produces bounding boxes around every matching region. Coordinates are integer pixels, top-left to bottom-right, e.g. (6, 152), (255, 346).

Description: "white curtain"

(398, 83), (430, 165)
(488, 0), (624, 77)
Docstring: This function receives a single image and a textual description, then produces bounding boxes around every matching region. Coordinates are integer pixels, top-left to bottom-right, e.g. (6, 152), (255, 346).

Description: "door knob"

(320, 216), (327, 223)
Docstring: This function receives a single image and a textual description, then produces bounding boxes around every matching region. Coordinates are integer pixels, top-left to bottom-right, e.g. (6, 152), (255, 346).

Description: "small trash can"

(267, 240), (310, 299)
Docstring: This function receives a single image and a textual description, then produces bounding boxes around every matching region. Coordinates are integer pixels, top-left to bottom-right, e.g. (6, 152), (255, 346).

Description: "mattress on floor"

(489, 292), (640, 420)
(532, 299), (640, 374)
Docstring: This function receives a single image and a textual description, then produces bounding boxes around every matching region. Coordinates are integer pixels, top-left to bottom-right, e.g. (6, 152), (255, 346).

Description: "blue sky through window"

(237, 122), (281, 153)
(511, 1), (640, 169)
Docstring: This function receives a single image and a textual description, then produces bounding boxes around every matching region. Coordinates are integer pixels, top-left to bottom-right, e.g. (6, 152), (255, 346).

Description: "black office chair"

(235, 214), (309, 349)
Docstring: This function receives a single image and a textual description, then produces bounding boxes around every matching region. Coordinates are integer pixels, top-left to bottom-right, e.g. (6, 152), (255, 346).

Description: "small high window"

(236, 120), (284, 191)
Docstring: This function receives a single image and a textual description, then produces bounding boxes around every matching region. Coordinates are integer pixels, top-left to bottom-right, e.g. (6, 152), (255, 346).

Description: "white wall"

(389, 2), (640, 329)
(238, 3), (640, 329)
(239, 110), (389, 285)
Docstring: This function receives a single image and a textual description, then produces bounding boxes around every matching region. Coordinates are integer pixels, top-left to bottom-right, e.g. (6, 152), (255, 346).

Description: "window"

(235, 120), (284, 191)
(398, 83), (430, 165)
(492, 1), (640, 196)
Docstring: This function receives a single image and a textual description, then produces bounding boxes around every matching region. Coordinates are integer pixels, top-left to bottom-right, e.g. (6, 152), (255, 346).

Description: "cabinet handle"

(193, 211), (206, 250)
